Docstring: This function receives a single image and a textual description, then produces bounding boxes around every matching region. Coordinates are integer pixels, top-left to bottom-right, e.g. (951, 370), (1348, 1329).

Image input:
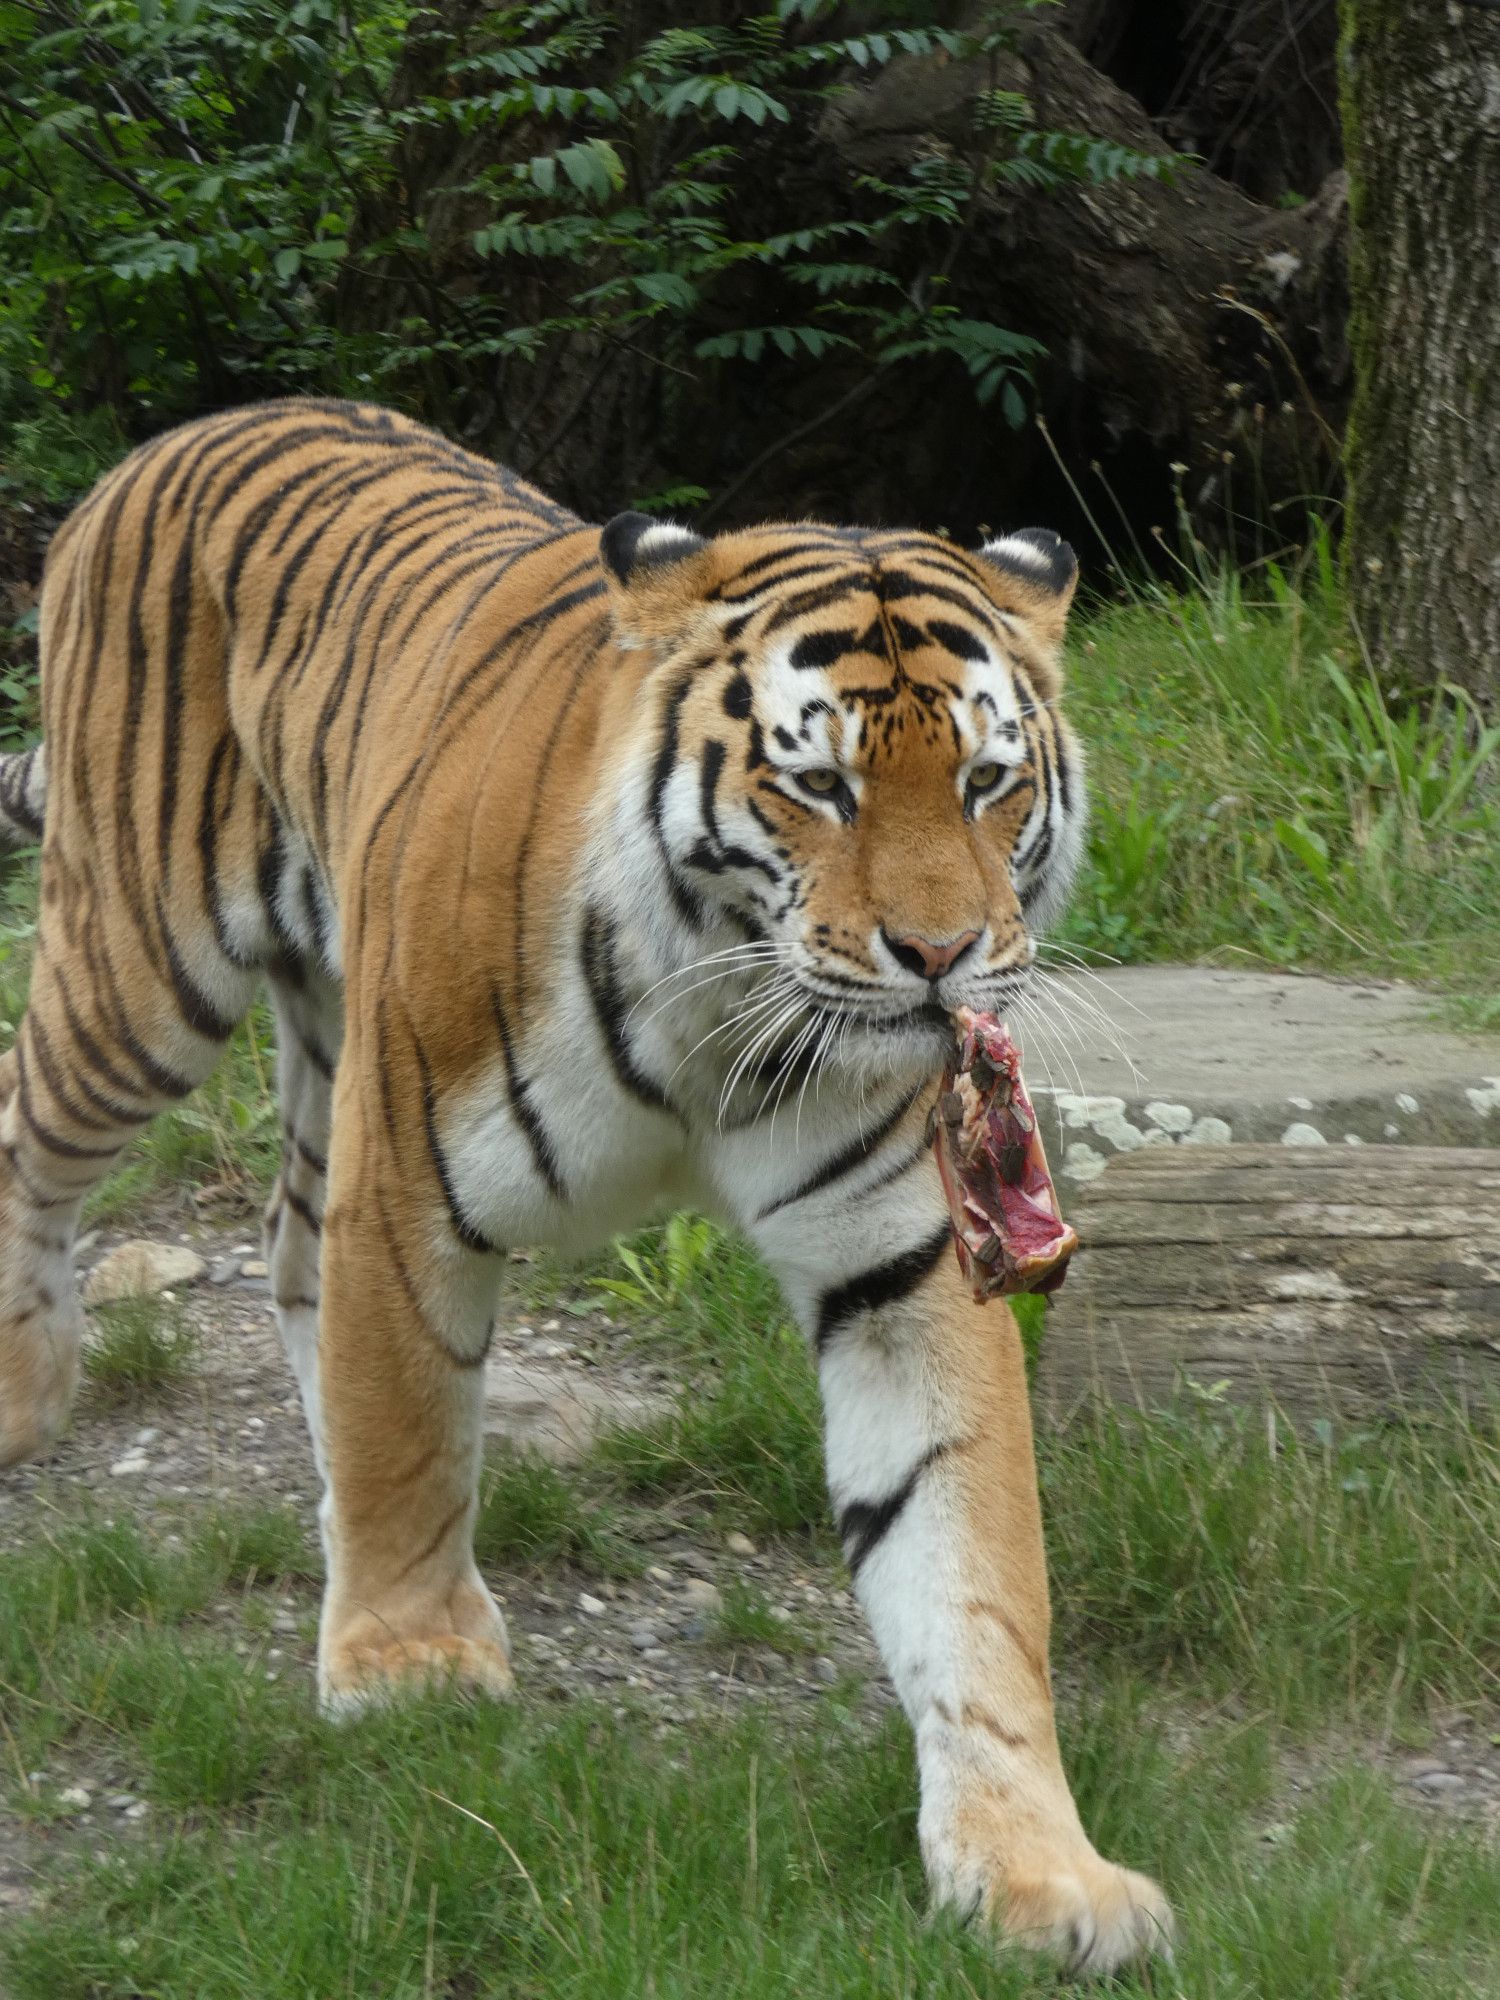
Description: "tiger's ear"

(976, 528), (1078, 680)
(600, 512), (715, 648)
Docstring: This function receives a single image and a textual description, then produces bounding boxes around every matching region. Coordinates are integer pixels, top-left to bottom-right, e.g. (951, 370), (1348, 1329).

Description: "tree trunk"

(1341, 0), (1500, 707)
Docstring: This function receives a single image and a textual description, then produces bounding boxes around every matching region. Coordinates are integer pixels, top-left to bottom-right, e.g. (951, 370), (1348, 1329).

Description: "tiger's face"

(602, 515), (1086, 1078)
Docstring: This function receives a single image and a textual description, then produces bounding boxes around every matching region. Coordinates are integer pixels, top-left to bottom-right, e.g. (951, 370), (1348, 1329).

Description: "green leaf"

(273, 247), (302, 279)
(632, 269), (698, 310)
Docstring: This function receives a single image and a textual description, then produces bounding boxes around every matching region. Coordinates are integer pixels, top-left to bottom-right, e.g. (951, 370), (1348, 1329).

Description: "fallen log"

(1035, 1145), (1500, 1423)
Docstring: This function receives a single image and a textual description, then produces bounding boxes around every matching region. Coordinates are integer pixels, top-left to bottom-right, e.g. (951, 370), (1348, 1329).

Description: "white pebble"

(1183, 1116), (1233, 1146)
(109, 1455), (149, 1478)
(578, 1592), (607, 1617)
(1280, 1123), (1327, 1147)
(725, 1532), (758, 1558)
(1143, 1101), (1194, 1134)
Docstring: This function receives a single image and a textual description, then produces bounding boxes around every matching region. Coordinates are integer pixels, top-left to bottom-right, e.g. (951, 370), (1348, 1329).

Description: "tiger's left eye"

(799, 768), (842, 794)
(967, 760), (1003, 794)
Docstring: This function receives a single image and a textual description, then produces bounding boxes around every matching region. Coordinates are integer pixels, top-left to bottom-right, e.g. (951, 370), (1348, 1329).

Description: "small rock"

(109, 1455), (149, 1478)
(1280, 1122), (1327, 1147)
(134, 1427), (160, 1448)
(83, 1240), (207, 1304)
(813, 1656), (839, 1685)
(57, 1785), (92, 1811)
(124, 1801), (150, 1821)
(105, 1793), (137, 1812)
(628, 1622), (659, 1651)
(725, 1532), (758, 1559)
(681, 1578), (722, 1614)
(209, 1256), (241, 1287)
(577, 1592), (607, 1618)
(1412, 1771), (1466, 1796)
(646, 1565), (674, 1587)
(1143, 1101), (1194, 1134)
(240, 1257), (269, 1279)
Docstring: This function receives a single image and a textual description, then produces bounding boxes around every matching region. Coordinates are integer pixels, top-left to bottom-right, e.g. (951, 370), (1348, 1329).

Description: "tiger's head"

(600, 514), (1086, 1079)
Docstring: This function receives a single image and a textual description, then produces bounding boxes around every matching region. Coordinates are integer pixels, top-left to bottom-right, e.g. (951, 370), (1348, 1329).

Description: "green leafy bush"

(0, 0), (1176, 511)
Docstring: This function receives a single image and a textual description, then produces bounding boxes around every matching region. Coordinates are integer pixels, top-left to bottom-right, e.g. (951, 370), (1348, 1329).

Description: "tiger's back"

(32, 398), (605, 999)
(0, 399), (1174, 1978)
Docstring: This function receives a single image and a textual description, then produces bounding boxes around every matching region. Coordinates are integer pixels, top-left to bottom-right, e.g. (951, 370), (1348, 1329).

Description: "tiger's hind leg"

(262, 964), (342, 1483)
(0, 875), (256, 1467)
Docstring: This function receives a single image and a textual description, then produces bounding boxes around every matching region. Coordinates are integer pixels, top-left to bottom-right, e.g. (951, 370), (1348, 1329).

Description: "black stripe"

(757, 1085), (923, 1221)
(926, 618), (990, 662)
(580, 908), (681, 1120)
(788, 627), (861, 670)
(63, 947), (196, 1102)
(647, 664), (707, 929)
(488, 985), (567, 1201)
(290, 1131), (328, 1177)
(26, 1013), (151, 1132)
(837, 1441), (951, 1578)
(13, 1043), (123, 1161)
(815, 1223), (951, 1351)
(415, 1042), (503, 1252)
(282, 1185), (323, 1235)
(707, 539), (850, 598)
(874, 570), (1008, 630)
(156, 896), (240, 1040)
(0, 748), (44, 837)
(699, 738), (726, 845)
(760, 576), (868, 635)
(716, 558), (856, 606)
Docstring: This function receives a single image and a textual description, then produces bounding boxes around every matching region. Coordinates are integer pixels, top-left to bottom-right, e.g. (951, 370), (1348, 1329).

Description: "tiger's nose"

(881, 928), (982, 982)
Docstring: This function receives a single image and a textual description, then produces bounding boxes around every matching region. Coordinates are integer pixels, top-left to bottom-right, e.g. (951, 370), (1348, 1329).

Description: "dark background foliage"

(0, 1), (1346, 558)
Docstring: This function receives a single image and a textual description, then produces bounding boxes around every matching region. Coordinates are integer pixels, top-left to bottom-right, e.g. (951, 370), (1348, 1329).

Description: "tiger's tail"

(0, 745), (46, 846)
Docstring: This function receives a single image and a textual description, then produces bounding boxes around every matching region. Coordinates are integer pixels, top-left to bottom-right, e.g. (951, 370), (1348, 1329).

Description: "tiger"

(0, 399), (1171, 1974)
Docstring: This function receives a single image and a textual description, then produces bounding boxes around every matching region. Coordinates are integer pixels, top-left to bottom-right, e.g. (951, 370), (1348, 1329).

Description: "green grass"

(1, 1505), (1495, 1998)
(474, 1445), (641, 1579)
(82, 1297), (198, 1406)
(1042, 1396), (1500, 1724)
(1063, 543), (1500, 998)
(705, 1574), (825, 1657)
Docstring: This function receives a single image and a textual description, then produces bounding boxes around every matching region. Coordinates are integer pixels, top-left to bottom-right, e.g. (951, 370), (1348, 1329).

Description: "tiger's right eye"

(798, 768), (842, 794)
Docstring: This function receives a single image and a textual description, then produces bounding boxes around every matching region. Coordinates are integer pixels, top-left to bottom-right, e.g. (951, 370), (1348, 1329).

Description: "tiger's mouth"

(930, 1006), (1077, 1301)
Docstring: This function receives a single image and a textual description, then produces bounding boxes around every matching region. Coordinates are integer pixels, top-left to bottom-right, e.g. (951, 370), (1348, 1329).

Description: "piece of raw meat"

(931, 1007), (1078, 1301)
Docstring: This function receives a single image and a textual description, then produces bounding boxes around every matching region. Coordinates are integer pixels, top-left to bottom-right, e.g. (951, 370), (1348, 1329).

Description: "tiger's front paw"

(318, 1580), (513, 1718)
(925, 1808), (1174, 1977)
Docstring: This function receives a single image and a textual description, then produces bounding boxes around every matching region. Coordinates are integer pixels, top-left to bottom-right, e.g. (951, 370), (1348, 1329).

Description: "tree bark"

(1341, 0), (1500, 706)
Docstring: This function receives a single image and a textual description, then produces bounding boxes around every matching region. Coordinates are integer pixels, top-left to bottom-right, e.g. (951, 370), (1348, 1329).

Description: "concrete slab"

(1026, 966), (1500, 1181)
